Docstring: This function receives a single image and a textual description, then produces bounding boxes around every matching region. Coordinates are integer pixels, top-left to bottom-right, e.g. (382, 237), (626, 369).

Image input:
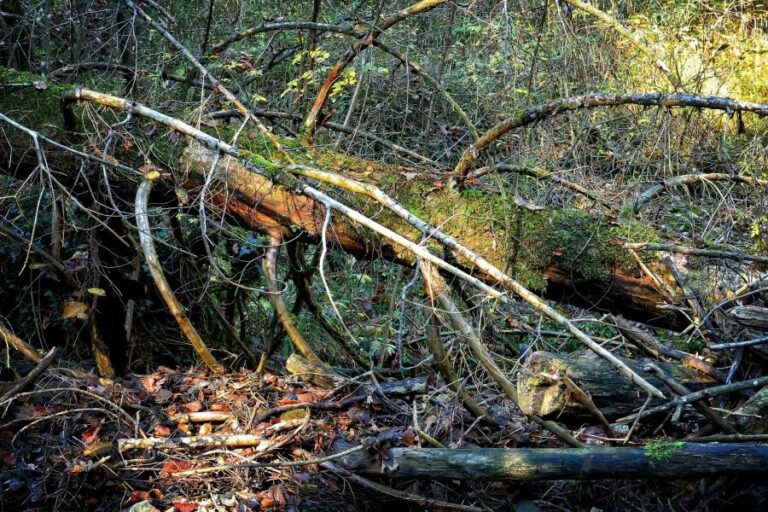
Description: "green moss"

(645, 441), (685, 462)
(0, 68), (72, 133)
(247, 152), (280, 171)
(280, 409), (308, 421)
(367, 181), (663, 291)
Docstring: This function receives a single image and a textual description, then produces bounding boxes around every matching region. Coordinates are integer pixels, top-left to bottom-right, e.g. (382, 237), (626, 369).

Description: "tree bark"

(336, 443), (768, 480)
(517, 351), (712, 421)
(0, 70), (686, 328)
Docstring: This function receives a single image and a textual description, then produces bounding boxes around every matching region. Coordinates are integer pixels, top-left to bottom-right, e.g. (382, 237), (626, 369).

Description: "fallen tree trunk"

(336, 443), (768, 480)
(0, 68), (684, 327)
(517, 351), (712, 421)
(180, 145), (683, 326)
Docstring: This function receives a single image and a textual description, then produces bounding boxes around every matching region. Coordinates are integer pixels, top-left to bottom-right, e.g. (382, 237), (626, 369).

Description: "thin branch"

(422, 262), (584, 447)
(616, 375), (768, 425)
(122, 0), (286, 156)
(560, 0), (679, 88)
(424, 312), (498, 427)
(262, 235), (325, 366)
(710, 335), (768, 351)
(0, 324), (42, 363)
(321, 461), (483, 512)
(303, 0), (448, 138)
(625, 242), (768, 264)
(453, 92), (768, 179)
(0, 347), (56, 403)
(634, 172), (768, 211)
(135, 178), (223, 373)
(467, 163), (603, 204)
(645, 363), (736, 433)
(205, 108), (438, 165)
(663, 255), (715, 335)
(0, 224), (78, 288)
(208, 22), (359, 57)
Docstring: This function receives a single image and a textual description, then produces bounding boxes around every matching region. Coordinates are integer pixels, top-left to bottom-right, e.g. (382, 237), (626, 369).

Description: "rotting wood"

(285, 353), (344, 389)
(288, 165), (664, 398)
(517, 351), (710, 421)
(729, 306), (768, 331)
(4, 85), (684, 329)
(731, 385), (768, 434)
(335, 443), (768, 480)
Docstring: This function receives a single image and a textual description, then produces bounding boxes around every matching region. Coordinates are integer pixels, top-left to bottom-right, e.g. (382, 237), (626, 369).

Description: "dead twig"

(626, 242), (768, 265)
(710, 335), (768, 351)
(321, 461), (483, 512)
(634, 173), (768, 211)
(0, 324), (42, 363)
(645, 363), (736, 433)
(0, 347), (56, 403)
(118, 418), (306, 452)
(663, 255), (716, 336)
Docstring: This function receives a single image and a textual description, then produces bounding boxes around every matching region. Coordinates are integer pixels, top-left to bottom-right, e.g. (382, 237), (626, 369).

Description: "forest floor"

(1, 359), (766, 512)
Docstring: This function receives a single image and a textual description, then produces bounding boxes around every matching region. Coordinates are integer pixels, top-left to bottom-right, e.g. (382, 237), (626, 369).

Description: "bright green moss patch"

(645, 441), (686, 462)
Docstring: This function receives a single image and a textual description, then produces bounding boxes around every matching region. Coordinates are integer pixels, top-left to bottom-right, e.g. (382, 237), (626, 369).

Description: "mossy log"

(336, 443), (768, 480)
(180, 145), (684, 326)
(517, 351), (712, 421)
(0, 67), (683, 327)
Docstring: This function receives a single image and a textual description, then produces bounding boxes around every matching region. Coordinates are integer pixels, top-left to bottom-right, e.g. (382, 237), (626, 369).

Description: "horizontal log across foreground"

(337, 443), (768, 480)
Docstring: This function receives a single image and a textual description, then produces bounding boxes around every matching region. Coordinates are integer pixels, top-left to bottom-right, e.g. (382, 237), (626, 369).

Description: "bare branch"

(453, 92), (768, 180)
(135, 178), (223, 373)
